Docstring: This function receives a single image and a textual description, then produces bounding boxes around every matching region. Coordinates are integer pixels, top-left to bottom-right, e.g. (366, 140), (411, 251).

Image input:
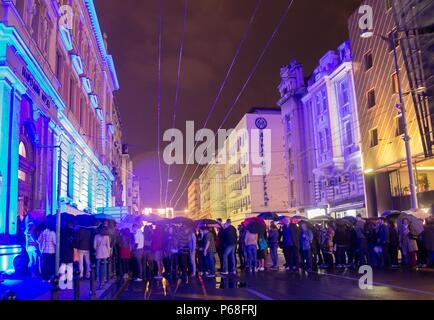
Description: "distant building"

(132, 176), (141, 214)
(198, 163), (226, 220)
(121, 144), (134, 209)
(348, 0), (434, 215)
(187, 179), (201, 219)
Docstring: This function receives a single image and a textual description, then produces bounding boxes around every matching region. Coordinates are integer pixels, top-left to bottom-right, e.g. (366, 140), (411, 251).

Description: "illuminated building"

(0, 0), (122, 269)
(278, 41), (365, 218)
(187, 178), (200, 219)
(193, 108), (288, 225)
(348, 0), (434, 215)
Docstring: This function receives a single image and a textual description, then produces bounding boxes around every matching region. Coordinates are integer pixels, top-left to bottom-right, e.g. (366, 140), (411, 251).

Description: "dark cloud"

(95, 0), (362, 208)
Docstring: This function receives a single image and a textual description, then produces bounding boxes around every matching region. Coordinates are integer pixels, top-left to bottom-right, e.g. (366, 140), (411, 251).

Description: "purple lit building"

(278, 41), (365, 218)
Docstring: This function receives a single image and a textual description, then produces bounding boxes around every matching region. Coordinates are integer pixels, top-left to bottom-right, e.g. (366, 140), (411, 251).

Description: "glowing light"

(364, 168), (374, 174)
(306, 208), (326, 219)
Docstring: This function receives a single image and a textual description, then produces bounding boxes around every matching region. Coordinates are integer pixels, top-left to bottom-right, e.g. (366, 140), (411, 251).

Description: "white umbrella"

(397, 212), (424, 236)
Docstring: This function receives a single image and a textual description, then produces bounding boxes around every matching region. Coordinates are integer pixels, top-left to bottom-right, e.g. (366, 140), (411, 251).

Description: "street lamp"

(360, 28), (419, 210)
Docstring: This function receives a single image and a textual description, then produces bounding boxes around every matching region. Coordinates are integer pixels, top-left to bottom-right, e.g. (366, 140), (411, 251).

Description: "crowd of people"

(11, 208), (434, 289)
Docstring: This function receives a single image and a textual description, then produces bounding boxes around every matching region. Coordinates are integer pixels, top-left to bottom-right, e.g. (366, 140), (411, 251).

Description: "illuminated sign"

(21, 67), (53, 109)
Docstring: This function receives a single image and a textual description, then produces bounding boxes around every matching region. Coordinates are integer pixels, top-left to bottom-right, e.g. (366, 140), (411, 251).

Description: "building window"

(319, 132), (325, 154)
(340, 81), (349, 105)
(395, 115), (404, 136)
(316, 94), (321, 115)
(14, 0), (25, 18)
(79, 96), (84, 127)
(364, 52), (373, 71)
(19, 141), (27, 158)
(370, 128), (379, 147)
(55, 51), (63, 80)
(391, 72), (399, 94)
(367, 89), (376, 109)
(344, 121), (353, 146)
(69, 78), (76, 111)
(67, 158), (74, 199)
(322, 90), (328, 112)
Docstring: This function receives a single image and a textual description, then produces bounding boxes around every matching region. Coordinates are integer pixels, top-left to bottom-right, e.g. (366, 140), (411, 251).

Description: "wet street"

(118, 268), (434, 300)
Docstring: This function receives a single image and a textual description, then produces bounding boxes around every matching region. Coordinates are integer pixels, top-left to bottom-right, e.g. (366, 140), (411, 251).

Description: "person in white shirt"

(132, 224), (144, 281)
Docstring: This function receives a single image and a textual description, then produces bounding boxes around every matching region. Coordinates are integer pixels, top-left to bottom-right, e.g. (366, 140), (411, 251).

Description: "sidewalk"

(0, 274), (120, 300)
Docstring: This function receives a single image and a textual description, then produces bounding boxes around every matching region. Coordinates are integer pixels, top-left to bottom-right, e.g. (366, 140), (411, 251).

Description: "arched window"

(19, 141), (27, 158)
(14, 0), (25, 18)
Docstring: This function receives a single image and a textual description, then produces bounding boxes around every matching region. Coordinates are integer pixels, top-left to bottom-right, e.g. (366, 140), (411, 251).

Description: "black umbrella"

(137, 214), (164, 223)
(292, 215), (308, 221)
(246, 222), (266, 234)
(342, 216), (357, 224)
(257, 212), (279, 221)
(381, 210), (402, 219)
(170, 216), (195, 227)
(310, 215), (334, 222)
(93, 213), (116, 221)
(196, 218), (219, 226)
(76, 214), (99, 227)
(336, 218), (352, 227)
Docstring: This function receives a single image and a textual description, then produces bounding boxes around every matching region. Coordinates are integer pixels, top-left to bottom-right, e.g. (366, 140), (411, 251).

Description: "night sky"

(95, 0), (362, 209)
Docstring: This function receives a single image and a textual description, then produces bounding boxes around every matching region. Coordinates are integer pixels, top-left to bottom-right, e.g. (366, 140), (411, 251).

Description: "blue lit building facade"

(0, 0), (120, 271)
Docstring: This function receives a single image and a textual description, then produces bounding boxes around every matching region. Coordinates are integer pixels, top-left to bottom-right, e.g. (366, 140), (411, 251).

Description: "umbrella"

(397, 212), (424, 236)
(93, 213), (116, 221)
(381, 210), (402, 219)
(292, 215), (308, 221)
(342, 216), (357, 224)
(404, 209), (432, 221)
(244, 217), (266, 227)
(335, 218), (352, 227)
(138, 214), (164, 223)
(121, 215), (137, 223)
(196, 219), (219, 226)
(75, 214), (99, 227)
(246, 221), (266, 234)
(310, 215), (334, 222)
(276, 215), (289, 221)
(170, 216), (195, 227)
(257, 212), (279, 220)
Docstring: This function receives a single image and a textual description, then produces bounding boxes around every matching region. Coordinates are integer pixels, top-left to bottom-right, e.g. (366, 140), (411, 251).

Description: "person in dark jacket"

(75, 227), (92, 279)
(424, 218), (434, 267)
(280, 218), (300, 271)
(377, 218), (391, 268)
(237, 224), (246, 270)
(334, 224), (351, 268)
(388, 221), (399, 267)
(268, 222), (279, 270)
(221, 219), (238, 275)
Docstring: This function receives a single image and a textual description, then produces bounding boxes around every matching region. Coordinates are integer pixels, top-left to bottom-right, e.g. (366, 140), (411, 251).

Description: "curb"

(99, 278), (130, 300)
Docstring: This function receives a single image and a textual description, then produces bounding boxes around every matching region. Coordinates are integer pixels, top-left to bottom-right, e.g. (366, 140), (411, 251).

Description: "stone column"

(0, 68), (25, 236)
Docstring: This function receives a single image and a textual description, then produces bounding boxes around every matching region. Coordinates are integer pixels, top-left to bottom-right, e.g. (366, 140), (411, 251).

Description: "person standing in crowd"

(237, 224), (246, 270)
(424, 217), (434, 267)
(334, 224), (350, 268)
(142, 225), (153, 280)
(38, 225), (56, 281)
(132, 224), (144, 282)
(197, 229), (206, 275)
(311, 225), (323, 269)
(354, 214), (367, 266)
(377, 218), (391, 268)
(119, 228), (132, 279)
(177, 227), (191, 280)
(221, 219), (238, 275)
(399, 218), (418, 268)
(94, 227), (111, 289)
(215, 218), (224, 272)
(300, 223), (314, 271)
(281, 218), (300, 272)
(188, 227), (197, 277)
(203, 228), (217, 277)
(321, 224), (335, 269)
(59, 223), (75, 289)
(151, 225), (164, 279)
(268, 222), (279, 270)
(24, 222), (39, 277)
(164, 226), (179, 279)
(74, 226), (91, 279)
(257, 230), (268, 272)
(244, 229), (258, 273)
(388, 221), (400, 268)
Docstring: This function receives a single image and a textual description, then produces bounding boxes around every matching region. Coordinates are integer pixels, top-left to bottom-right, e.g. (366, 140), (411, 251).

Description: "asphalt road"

(118, 267), (434, 300)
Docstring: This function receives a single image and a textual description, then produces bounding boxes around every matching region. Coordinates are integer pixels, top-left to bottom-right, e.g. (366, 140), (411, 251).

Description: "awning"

(329, 201), (365, 213)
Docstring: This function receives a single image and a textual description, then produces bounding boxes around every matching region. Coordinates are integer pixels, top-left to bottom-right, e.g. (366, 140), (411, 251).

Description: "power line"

(172, 0), (296, 209)
(168, 0), (263, 206)
(157, 0), (164, 208)
(165, 0), (188, 208)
